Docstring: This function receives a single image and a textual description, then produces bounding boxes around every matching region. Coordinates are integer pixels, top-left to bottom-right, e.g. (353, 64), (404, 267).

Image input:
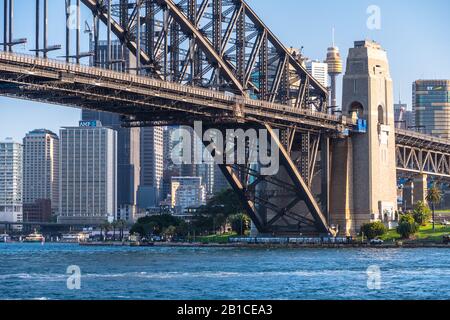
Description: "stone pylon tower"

(330, 40), (398, 235)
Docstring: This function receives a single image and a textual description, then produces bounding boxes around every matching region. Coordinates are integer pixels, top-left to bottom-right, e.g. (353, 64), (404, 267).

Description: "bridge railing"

(396, 128), (450, 145)
(396, 128), (450, 155)
(0, 50), (348, 124)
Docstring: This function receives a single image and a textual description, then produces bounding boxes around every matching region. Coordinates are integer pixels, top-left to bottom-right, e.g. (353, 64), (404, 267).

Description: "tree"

(396, 214), (418, 239)
(130, 214), (187, 240)
(360, 221), (387, 240)
(206, 189), (244, 216)
(116, 220), (126, 240)
(426, 184), (442, 231)
(130, 221), (155, 239)
(412, 201), (431, 226)
(175, 221), (189, 239)
(162, 225), (177, 240)
(192, 189), (246, 235)
(101, 222), (111, 241)
(111, 221), (118, 241)
(229, 214), (251, 236)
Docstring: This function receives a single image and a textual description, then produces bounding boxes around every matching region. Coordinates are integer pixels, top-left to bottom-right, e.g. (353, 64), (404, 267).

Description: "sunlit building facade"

(413, 80), (450, 138)
(59, 121), (117, 225)
(0, 138), (23, 224)
(23, 129), (59, 221)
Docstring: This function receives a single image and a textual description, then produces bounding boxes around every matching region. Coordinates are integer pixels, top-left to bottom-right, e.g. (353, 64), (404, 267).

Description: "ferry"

(61, 232), (89, 243)
(23, 230), (45, 243)
(1, 234), (11, 243)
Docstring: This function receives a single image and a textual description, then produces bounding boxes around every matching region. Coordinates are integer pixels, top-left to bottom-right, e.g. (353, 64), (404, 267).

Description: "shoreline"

(77, 241), (450, 249)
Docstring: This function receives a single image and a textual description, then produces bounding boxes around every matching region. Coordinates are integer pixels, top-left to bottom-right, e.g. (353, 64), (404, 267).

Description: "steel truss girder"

(396, 144), (450, 179)
(79, 0), (327, 109)
(0, 52), (347, 132)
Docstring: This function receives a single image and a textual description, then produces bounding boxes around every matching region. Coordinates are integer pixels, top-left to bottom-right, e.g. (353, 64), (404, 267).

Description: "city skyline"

(0, 0), (450, 141)
(1, 0), (450, 304)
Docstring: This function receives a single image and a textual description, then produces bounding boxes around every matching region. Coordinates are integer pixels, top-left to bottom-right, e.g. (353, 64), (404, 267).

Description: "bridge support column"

(403, 180), (414, 211)
(329, 139), (354, 236)
(330, 40), (398, 236)
(413, 174), (428, 206)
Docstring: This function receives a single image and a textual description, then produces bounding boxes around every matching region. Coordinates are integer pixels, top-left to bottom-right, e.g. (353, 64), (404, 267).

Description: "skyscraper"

(0, 138), (23, 224)
(138, 127), (164, 209)
(83, 39), (141, 214)
(82, 110), (141, 212)
(91, 40), (131, 72)
(413, 80), (450, 138)
(22, 129), (59, 222)
(213, 166), (229, 194)
(58, 121), (117, 225)
(306, 60), (328, 88)
(162, 126), (181, 200)
(394, 101), (415, 130)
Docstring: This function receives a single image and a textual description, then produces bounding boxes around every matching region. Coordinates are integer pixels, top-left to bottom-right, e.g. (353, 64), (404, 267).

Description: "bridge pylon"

(330, 40), (398, 236)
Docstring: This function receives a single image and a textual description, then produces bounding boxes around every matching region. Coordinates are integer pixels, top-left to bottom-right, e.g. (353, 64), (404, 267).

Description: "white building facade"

(306, 60), (329, 88)
(23, 129), (59, 214)
(0, 138), (23, 224)
(58, 121), (117, 225)
(171, 176), (206, 213)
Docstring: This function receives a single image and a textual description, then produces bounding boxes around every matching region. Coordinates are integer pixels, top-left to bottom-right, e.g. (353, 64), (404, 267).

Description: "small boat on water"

(1, 234), (11, 243)
(23, 230), (45, 243)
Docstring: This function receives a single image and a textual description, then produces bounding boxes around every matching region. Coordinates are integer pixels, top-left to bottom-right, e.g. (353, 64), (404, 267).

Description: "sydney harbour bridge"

(0, 0), (449, 236)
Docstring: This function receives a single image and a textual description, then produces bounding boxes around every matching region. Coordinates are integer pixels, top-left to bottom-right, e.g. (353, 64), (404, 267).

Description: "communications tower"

(325, 29), (343, 109)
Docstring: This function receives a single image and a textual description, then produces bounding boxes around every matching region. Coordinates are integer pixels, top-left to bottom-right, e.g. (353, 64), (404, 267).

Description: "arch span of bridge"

(0, 0), (449, 236)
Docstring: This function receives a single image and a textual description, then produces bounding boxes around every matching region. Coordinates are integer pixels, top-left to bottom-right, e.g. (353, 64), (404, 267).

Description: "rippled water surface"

(0, 243), (449, 300)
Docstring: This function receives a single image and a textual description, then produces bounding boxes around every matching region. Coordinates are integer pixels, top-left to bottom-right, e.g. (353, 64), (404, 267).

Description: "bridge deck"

(0, 51), (351, 133)
(0, 51), (449, 178)
(396, 128), (450, 153)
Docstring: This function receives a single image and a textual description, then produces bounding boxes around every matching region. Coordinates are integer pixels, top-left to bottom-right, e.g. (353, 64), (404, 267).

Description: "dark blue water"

(0, 243), (449, 300)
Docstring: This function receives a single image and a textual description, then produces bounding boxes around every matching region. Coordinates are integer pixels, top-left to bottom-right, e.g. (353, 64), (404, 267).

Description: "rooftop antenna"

(332, 27), (335, 47)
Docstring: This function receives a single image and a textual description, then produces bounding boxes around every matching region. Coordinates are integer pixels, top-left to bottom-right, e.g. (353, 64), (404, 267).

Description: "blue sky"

(1, 0), (449, 141)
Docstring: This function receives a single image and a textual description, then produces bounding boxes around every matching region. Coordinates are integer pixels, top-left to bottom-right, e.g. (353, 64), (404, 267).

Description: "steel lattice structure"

(79, 0), (327, 110)
(396, 129), (450, 180)
(1, 0), (449, 235)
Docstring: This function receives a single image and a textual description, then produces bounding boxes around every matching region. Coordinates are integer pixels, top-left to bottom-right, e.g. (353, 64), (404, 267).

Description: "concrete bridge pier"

(413, 174), (428, 205)
(329, 40), (398, 236)
(403, 180), (414, 211)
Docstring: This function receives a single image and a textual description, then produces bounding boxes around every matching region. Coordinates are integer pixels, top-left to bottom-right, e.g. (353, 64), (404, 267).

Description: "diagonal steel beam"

(155, 0), (245, 94)
(264, 123), (332, 234)
(81, 0), (151, 65)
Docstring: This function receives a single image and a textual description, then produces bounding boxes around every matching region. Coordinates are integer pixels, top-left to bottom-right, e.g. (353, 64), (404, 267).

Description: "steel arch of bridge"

(80, 0), (327, 111)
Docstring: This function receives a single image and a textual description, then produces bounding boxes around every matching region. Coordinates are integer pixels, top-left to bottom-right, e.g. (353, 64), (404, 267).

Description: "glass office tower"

(413, 80), (450, 138)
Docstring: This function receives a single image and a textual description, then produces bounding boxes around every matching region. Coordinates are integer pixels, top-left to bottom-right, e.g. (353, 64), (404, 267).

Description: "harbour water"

(0, 243), (449, 300)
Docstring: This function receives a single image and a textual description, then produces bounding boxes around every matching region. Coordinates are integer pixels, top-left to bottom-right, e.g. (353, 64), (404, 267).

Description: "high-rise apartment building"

(171, 176), (206, 213)
(306, 60), (328, 88)
(413, 80), (450, 138)
(58, 121), (117, 225)
(22, 129), (59, 222)
(0, 138), (23, 224)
